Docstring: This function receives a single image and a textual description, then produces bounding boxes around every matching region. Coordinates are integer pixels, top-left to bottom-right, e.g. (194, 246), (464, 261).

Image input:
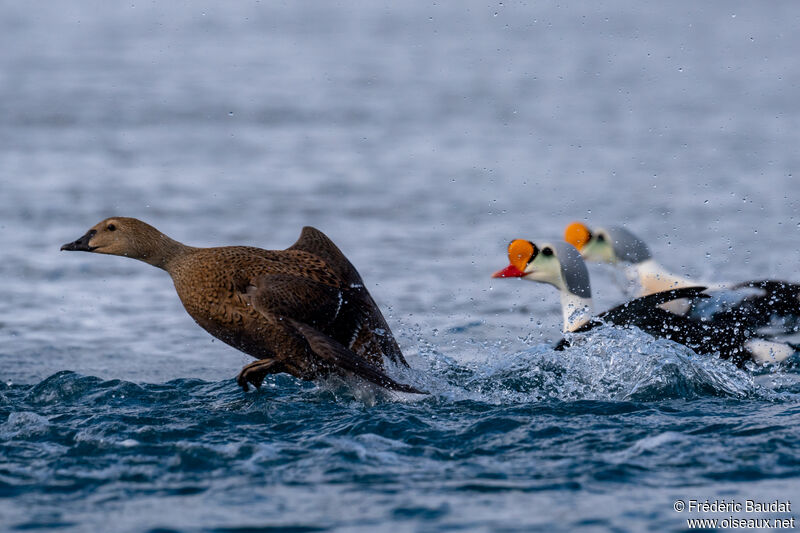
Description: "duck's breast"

(169, 249), (264, 343)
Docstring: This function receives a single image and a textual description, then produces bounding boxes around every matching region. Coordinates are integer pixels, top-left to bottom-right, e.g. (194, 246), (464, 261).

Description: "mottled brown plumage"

(61, 217), (421, 394)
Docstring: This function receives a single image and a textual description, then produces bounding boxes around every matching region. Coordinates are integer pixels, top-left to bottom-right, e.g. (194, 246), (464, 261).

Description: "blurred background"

(2, 1), (799, 383)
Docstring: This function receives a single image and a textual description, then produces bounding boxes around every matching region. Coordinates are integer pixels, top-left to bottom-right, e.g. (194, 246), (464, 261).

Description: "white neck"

(560, 291), (594, 332)
(627, 259), (729, 315)
(628, 259), (699, 295)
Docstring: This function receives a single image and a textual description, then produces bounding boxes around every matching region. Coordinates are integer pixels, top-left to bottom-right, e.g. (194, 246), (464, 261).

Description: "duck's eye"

(107, 224), (116, 232)
(596, 233), (605, 242)
(542, 247), (553, 256)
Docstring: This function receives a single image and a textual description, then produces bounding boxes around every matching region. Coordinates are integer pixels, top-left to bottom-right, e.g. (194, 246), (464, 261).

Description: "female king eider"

(564, 222), (800, 335)
(492, 238), (796, 366)
(61, 217), (424, 394)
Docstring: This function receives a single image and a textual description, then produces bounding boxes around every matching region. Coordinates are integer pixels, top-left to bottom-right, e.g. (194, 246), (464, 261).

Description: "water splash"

(406, 326), (767, 404)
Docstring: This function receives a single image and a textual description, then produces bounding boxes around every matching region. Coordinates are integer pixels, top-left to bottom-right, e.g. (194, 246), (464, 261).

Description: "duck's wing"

(287, 227), (408, 367)
(555, 287), (785, 366)
(598, 286), (759, 364)
(243, 273), (341, 326)
(331, 284), (408, 368)
(287, 226), (364, 285)
(286, 318), (424, 394)
(595, 286), (734, 351)
(722, 280), (800, 332)
(732, 279), (800, 294)
(244, 274), (413, 384)
(555, 287), (711, 350)
(596, 286), (710, 326)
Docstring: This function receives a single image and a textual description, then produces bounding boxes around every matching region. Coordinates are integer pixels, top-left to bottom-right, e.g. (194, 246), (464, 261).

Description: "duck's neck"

(627, 259), (699, 296)
(136, 233), (196, 271)
(626, 259), (729, 315)
(560, 291), (594, 332)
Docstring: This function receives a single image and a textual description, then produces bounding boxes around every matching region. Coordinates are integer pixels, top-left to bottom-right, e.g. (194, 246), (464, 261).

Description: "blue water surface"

(3, 1), (800, 531)
(3, 334), (800, 532)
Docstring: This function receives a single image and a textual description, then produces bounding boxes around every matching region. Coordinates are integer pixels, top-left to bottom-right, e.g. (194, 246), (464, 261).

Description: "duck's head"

(492, 238), (591, 298)
(61, 217), (172, 265)
(564, 222), (651, 265)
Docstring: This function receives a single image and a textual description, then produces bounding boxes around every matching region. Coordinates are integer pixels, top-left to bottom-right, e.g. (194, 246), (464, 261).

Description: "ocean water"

(2, 1), (800, 531)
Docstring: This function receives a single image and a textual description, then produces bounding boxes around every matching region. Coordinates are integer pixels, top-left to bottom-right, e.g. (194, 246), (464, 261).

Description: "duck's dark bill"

(60, 230), (97, 252)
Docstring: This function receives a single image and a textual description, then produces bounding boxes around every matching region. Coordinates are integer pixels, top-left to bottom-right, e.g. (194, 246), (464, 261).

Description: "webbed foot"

(236, 359), (279, 392)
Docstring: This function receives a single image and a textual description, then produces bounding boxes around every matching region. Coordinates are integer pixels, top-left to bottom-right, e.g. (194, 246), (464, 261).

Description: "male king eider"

(564, 222), (800, 337)
(492, 238), (796, 366)
(61, 217), (424, 394)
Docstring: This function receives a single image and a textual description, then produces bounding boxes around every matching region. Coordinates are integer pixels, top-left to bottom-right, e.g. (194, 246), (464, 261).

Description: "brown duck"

(61, 217), (422, 394)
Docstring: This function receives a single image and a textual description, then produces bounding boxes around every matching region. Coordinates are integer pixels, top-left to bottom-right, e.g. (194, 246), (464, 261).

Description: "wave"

(3, 325), (796, 411)
(1, 331), (799, 525)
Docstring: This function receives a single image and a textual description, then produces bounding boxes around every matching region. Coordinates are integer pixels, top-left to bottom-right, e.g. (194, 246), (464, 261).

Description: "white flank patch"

(745, 339), (796, 364)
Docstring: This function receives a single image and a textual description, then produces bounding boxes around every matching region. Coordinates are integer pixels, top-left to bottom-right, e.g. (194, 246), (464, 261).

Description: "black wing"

(712, 279), (800, 333)
(555, 287), (709, 349)
(595, 286), (710, 327)
(554, 287), (750, 365)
